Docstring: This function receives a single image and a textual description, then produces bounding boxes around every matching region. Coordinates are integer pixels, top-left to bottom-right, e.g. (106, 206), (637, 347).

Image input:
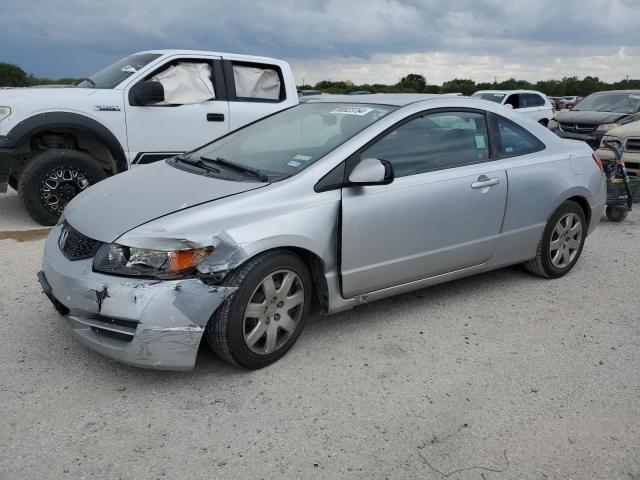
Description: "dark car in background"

(549, 90), (640, 149)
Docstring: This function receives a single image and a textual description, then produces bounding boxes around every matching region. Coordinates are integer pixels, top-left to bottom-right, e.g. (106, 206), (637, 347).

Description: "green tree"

(396, 73), (427, 92)
(441, 78), (476, 96)
(0, 63), (28, 87)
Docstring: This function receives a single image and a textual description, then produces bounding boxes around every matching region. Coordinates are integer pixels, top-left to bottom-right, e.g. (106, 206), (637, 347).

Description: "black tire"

(17, 149), (108, 226)
(524, 200), (587, 279)
(605, 205), (627, 222)
(205, 250), (313, 369)
(539, 119), (549, 127)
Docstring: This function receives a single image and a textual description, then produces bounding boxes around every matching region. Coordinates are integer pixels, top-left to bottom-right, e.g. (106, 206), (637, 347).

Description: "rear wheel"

(524, 200), (586, 278)
(605, 205), (627, 222)
(17, 149), (107, 226)
(206, 250), (312, 369)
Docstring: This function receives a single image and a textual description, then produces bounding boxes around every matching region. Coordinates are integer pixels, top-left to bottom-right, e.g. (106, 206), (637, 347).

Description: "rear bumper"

(39, 225), (236, 371)
(589, 177), (607, 234)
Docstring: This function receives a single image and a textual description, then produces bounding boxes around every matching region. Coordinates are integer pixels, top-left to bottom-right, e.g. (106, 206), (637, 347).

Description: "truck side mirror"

(132, 81), (165, 105)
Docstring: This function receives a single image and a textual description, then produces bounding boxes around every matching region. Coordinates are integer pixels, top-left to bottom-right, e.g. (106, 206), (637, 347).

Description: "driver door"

(340, 110), (507, 297)
(124, 55), (230, 165)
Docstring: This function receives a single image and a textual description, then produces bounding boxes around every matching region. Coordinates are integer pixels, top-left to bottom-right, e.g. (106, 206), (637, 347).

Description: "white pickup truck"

(0, 50), (298, 225)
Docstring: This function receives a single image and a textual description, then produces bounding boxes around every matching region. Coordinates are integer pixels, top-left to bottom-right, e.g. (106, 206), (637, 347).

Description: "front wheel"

(17, 149), (107, 226)
(524, 200), (586, 278)
(206, 250), (312, 369)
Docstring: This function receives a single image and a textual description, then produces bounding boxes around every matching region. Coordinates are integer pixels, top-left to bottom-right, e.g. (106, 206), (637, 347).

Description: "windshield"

(76, 53), (161, 89)
(186, 102), (397, 180)
(472, 92), (506, 103)
(573, 92), (640, 114)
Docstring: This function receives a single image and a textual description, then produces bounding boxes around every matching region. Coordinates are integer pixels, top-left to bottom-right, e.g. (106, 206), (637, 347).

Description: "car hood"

(64, 160), (267, 243)
(603, 119), (640, 138)
(0, 87), (99, 101)
(555, 110), (631, 124)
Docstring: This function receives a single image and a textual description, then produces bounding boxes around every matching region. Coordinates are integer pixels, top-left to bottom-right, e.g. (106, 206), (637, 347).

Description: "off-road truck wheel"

(18, 149), (107, 226)
(206, 250), (313, 369)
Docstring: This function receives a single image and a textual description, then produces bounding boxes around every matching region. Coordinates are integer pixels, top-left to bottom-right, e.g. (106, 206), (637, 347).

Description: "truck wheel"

(18, 149), (107, 226)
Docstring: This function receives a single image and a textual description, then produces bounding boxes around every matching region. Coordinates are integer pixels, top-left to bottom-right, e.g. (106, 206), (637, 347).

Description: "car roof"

(473, 89), (546, 95)
(588, 90), (640, 94)
(302, 93), (458, 107)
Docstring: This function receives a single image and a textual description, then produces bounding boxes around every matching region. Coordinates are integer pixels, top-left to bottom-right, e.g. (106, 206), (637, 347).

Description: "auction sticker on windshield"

(331, 106), (374, 116)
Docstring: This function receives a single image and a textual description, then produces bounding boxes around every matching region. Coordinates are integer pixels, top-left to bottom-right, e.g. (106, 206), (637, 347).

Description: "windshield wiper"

(176, 155), (221, 173)
(201, 156), (269, 182)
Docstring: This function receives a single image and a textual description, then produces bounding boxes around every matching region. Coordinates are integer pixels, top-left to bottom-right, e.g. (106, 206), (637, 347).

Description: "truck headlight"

(93, 243), (213, 277)
(0, 106), (11, 124)
(596, 123), (621, 133)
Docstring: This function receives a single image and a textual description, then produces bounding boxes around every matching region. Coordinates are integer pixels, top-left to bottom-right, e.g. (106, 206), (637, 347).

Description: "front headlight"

(0, 106), (11, 124)
(93, 243), (213, 277)
(548, 119), (559, 129)
(599, 135), (620, 149)
(597, 123), (621, 133)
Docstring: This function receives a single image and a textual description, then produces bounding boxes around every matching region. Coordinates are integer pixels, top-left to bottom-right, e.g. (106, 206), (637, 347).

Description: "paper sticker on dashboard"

(293, 154), (312, 161)
(474, 135), (486, 149)
(330, 106), (374, 116)
(287, 160), (302, 168)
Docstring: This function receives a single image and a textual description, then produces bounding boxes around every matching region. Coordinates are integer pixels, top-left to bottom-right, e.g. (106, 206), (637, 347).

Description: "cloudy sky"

(2, 0), (640, 86)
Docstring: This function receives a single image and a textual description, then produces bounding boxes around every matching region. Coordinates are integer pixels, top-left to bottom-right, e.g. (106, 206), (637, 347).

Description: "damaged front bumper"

(39, 226), (235, 371)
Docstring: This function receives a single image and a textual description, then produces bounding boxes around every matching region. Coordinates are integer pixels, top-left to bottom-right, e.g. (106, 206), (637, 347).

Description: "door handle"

(207, 113), (225, 122)
(471, 176), (500, 189)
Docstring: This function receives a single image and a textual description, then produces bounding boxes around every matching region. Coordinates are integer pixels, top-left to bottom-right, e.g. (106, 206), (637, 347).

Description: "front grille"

(625, 137), (640, 152)
(559, 123), (597, 133)
(72, 314), (139, 342)
(59, 221), (101, 260)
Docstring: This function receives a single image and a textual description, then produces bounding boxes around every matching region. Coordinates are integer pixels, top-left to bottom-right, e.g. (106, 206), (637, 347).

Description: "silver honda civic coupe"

(39, 94), (606, 370)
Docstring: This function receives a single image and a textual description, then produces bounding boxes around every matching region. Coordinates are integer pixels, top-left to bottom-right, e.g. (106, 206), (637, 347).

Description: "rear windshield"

(472, 92), (506, 103)
(573, 92), (640, 114)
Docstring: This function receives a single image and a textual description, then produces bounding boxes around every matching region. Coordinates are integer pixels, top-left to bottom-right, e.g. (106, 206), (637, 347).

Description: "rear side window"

(492, 114), (545, 158)
(521, 93), (545, 107)
(361, 111), (490, 177)
(232, 63), (283, 101)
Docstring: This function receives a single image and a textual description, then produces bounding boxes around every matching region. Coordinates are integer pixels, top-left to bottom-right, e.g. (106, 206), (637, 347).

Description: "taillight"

(592, 153), (604, 173)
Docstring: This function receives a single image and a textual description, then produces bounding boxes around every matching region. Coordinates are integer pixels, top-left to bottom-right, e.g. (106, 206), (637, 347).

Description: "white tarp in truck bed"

(152, 62), (215, 104)
(233, 65), (281, 100)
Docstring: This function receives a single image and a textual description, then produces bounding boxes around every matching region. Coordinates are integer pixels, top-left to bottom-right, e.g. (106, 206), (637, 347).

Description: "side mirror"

(132, 80), (165, 105)
(348, 158), (394, 186)
(503, 103), (514, 109)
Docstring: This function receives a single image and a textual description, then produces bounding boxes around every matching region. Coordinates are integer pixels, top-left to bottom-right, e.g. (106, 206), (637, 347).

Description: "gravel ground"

(1, 191), (639, 479)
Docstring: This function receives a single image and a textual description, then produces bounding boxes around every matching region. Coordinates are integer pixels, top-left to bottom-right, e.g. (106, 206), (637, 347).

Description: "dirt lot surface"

(1, 191), (639, 479)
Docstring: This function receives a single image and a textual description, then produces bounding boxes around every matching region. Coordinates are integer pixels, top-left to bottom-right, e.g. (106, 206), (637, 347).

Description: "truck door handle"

(471, 176), (500, 189)
(207, 113), (225, 122)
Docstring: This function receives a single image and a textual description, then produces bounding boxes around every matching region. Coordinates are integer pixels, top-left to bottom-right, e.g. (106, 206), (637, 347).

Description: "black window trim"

(487, 111), (547, 160)
(128, 57), (227, 106)
(223, 59), (287, 104)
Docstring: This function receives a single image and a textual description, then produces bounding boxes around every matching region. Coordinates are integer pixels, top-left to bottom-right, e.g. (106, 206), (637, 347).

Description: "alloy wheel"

(242, 269), (305, 355)
(39, 166), (92, 215)
(549, 212), (582, 269)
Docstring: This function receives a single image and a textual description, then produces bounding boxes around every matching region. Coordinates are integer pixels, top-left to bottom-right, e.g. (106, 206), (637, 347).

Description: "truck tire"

(18, 149), (107, 226)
